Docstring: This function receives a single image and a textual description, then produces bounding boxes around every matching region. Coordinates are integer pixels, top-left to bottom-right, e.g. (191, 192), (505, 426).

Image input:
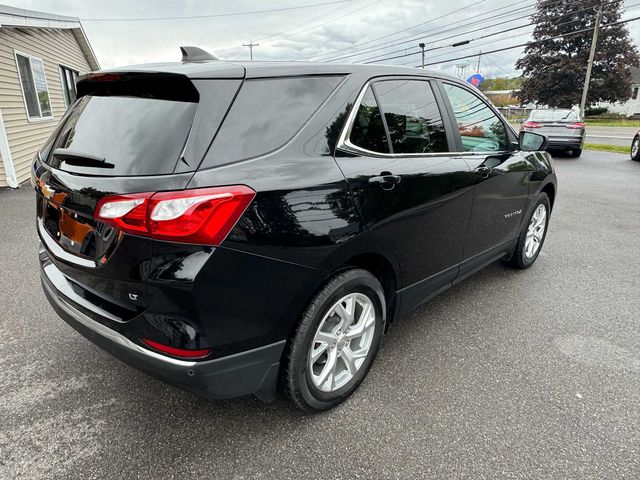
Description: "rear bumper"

(41, 268), (285, 401)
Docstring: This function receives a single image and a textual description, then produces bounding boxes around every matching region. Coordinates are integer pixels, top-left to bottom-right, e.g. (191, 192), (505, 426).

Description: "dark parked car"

(522, 109), (585, 157)
(35, 48), (556, 411)
(631, 130), (640, 161)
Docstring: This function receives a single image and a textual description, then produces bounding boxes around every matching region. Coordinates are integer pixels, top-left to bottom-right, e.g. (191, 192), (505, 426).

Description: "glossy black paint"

(36, 61), (557, 400)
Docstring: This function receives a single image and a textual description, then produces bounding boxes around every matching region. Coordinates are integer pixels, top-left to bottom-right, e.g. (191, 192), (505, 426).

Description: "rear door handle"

(369, 173), (401, 190)
(474, 166), (491, 178)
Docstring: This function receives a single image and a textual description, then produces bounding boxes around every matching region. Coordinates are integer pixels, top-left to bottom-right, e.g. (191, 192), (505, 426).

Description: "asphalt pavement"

(585, 126), (637, 146)
(1, 151), (639, 479)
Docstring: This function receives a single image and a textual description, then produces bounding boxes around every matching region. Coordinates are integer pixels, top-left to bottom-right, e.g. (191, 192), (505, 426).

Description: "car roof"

(100, 59), (461, 82)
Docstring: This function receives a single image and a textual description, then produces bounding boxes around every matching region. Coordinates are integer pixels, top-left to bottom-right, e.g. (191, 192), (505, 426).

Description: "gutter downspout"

(0, 108), (18, 188)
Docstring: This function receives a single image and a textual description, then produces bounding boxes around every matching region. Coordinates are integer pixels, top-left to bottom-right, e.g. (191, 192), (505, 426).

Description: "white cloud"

(6, 0), (640, 79)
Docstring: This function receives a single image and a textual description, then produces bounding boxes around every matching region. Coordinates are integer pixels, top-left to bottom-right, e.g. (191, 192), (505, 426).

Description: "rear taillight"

(141, 338), (212, 359)
(566, 122), (585, 129)
(522, 121), (542, 129)
(95, 185), (255, 245)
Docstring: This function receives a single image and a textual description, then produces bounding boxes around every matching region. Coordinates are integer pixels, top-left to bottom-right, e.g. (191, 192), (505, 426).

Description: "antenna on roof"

(180, 46), (218, 62)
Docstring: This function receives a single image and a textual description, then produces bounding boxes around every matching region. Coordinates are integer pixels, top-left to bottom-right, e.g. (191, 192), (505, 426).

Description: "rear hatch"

(524, 110), (584, 143)
(35, 70), (243, 321)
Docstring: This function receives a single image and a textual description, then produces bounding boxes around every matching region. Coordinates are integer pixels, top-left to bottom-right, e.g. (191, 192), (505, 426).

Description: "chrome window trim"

(336, 78), (515, 159)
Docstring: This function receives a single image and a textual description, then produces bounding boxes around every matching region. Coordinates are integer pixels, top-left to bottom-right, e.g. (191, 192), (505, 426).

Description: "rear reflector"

(566, 122), (585, 129)
(95, 185), (255, 245)
(141, 338), (212, 359)
(522, 121), (542, 129)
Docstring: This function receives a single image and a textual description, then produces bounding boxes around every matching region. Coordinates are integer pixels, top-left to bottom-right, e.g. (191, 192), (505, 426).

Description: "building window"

(633, 86), (639, 100)
(60, 65), (79, 107)
(15, 52), (52, 120)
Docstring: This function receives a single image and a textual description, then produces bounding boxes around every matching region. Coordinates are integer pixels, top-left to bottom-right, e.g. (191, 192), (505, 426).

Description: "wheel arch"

(540, 182), (556, 211)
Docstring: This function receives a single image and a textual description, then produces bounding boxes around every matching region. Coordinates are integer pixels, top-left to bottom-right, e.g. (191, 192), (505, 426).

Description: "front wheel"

(505, 193), (551, 269)
(283, 269), (385, 411)
(631, 136), (640, 161)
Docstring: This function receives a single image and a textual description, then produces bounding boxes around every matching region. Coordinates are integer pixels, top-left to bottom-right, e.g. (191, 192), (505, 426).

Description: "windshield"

(42, 95), (197, 176)
(530, 110), (580, 122)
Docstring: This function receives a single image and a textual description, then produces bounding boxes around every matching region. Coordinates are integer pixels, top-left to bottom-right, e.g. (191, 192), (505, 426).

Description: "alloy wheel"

(308, 293), (376, 392)
(524, 204), (547, 259)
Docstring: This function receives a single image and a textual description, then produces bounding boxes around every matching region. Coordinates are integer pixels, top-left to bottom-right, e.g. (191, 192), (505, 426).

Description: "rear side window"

(202, 76), (342, 167)
(374, 80), (448, 154)
(349, 86), (390, 153)
(44, 95), (197, 176)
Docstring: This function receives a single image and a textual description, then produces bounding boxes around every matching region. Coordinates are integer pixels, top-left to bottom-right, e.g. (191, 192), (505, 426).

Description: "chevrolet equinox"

(35, 47), (557, 411)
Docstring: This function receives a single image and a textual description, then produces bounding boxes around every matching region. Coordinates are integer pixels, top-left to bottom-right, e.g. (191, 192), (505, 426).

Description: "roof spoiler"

(180, 46), (218, 62)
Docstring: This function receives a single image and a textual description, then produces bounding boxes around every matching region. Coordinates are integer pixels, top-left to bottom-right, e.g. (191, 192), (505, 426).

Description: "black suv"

(35, 49), (556, 411)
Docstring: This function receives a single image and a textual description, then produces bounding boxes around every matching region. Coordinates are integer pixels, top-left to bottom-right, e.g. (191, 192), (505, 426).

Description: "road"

(585, 126), (637, 146)
(1, 151), (639, 479)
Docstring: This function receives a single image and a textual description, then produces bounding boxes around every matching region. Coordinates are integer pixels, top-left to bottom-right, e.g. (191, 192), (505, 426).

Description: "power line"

(308, 0), (492, 60)
(324, 0), (597, 63)
(413, 13), (640, 68)
(315, 0), (535, 61)
(366, 0), (635, 66)
(81, 0), (353, 22)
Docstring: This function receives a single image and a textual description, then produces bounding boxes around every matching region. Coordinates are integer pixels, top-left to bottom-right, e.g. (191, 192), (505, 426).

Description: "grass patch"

(584, 119), (640, 127)
(583, 143), (630, 154)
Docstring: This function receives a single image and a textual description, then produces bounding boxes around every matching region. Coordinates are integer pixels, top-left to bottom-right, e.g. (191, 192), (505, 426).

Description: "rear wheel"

(505, 193), (551, 269)
(570, 148), (582, 158)
(284, 269), (385, 411)
(631, 136), (640, 161)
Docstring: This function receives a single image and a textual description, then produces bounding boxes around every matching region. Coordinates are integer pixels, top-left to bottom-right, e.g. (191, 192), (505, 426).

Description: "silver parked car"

(522, 109), (585, 157)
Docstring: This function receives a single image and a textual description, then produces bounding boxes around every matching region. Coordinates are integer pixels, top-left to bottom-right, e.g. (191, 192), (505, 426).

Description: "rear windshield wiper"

(52, 148), (115, 169)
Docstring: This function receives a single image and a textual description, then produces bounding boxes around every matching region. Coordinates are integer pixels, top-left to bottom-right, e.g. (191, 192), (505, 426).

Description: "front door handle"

(474, 166), (491, 178)
(369, 173), (402, 190)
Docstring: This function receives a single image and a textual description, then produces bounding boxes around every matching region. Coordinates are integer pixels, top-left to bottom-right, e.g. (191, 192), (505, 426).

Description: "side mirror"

(519, 131), (547, 151)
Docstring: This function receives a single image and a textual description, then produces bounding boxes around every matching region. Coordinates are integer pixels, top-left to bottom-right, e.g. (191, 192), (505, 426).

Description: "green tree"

(516, 0), (639, 107)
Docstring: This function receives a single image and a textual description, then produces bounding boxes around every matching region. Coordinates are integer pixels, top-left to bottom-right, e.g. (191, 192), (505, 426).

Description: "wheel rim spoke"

(309, 292), (377, 392)
(524, 204), (547, 259)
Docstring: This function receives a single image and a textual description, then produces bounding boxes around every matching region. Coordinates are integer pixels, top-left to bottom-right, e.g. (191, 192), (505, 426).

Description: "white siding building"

(0, 4), (99, 188)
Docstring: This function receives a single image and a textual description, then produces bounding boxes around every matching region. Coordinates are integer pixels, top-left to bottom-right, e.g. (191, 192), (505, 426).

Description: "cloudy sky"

(6, 0), (640, 79)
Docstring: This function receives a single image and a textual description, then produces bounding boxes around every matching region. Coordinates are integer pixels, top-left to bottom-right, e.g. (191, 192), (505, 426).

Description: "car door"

(439, 81), (531, 278)
(335, 77), (477, 309)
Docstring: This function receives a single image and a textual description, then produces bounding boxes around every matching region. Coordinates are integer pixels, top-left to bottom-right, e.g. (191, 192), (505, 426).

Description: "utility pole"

(419, 43), (426, 69)
(580, 1), (604, 118)
(476, 50), (482, 74)
(243, 42), (259, 61)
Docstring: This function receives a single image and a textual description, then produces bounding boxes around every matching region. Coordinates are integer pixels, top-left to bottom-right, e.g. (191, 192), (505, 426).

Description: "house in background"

(0, 4), (99, 188)
(593, 67), (640, 117)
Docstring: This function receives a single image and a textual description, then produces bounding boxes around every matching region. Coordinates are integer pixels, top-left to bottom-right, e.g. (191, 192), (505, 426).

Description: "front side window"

(443, 83), (507, 152)
(16, 53), (52, 120)
(374, 80), (448, 154)
(60, 65), (79, 108)
(349, 86), (390, 153)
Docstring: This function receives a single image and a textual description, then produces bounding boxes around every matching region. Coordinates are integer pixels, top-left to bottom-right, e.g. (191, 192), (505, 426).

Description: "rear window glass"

(202, 76), (343, 167)
(44, 95), (197, 176)
(530, 110), (579, 122)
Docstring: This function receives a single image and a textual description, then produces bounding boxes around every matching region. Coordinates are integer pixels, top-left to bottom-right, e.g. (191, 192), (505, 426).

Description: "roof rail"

(180, 46), (218, 62)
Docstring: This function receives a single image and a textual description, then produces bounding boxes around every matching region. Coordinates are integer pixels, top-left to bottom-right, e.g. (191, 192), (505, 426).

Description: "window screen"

(374, 80), (448, 154)
(60, 66), (79, 108)
(16, 53), (52, 119)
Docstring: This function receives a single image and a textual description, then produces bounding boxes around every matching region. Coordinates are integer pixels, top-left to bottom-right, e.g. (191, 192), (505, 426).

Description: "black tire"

(570, 148), (582, 158)
(283, 269), (386, 412)
(631, 136), (640, 161)
(504, 192), (551, 269)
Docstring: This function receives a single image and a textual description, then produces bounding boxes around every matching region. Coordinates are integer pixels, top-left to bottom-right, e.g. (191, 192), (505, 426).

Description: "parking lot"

(1, 150), (638, 479)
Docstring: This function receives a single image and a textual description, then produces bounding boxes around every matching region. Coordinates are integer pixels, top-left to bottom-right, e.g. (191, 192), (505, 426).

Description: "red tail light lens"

(522, 121), (542, 129)
(566, 122), (585, 129)
(141, 338), (212, 359)
(95, 185), (255, 245)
